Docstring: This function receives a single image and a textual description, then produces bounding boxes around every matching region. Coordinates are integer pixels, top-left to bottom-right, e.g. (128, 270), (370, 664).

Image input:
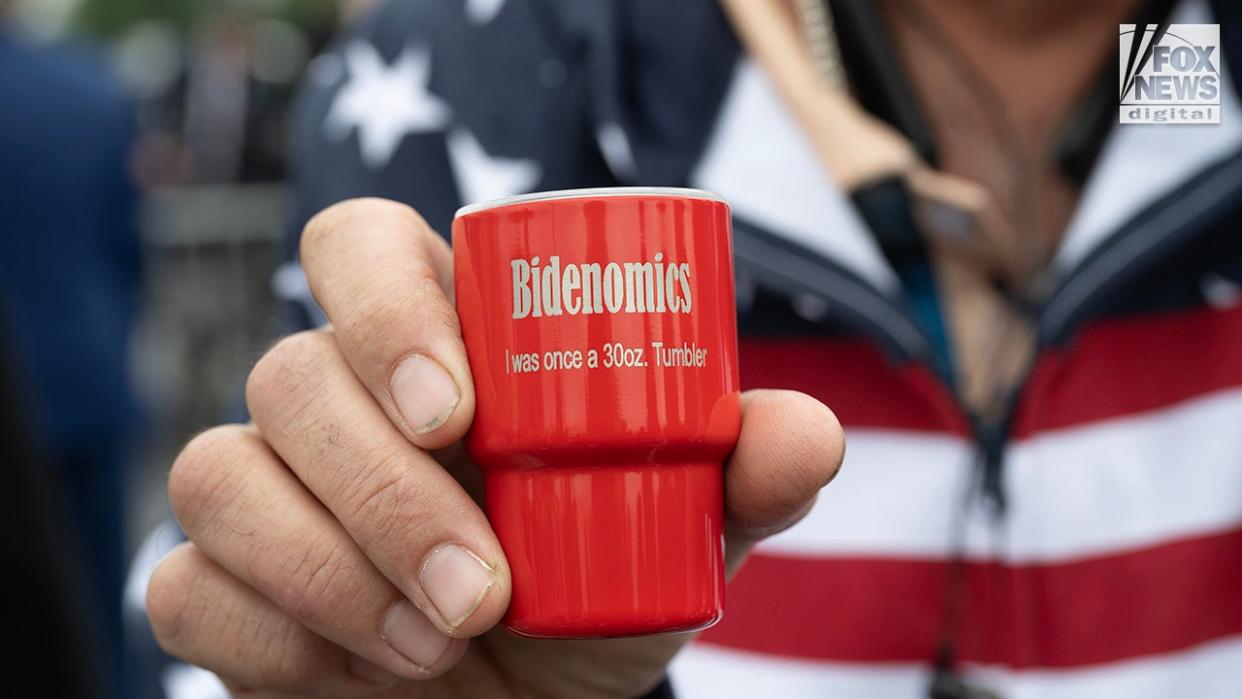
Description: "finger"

(168, 425), (466, 679)
(722, 389), (845, 574)
(246, 329), (510, 638)
(300, 198), (471, 449)
(148, 543), (427, 696)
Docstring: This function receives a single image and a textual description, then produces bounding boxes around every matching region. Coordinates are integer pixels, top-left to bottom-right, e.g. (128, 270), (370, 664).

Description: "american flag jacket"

(129, 0), (1242, 697)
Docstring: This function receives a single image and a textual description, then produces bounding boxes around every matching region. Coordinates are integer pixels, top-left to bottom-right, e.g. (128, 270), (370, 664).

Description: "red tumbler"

(452, 187), (740, 638)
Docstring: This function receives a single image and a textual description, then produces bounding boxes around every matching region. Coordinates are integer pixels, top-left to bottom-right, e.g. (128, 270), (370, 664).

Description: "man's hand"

(147, 198), (845, 698)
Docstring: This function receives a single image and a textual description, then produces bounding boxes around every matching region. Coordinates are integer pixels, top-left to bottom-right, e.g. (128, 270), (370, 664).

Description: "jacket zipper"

(980, 152), (1242, 509)
(731, 219), (941, 366)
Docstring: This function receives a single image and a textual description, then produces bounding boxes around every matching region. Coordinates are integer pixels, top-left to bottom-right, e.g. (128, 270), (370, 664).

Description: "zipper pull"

(928, 648), (1005, 699)
(976, 421), (1007, 513)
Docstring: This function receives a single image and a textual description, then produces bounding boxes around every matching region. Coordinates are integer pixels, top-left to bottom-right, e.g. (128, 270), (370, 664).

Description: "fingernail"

(420, 544), (496, 629)
(348, 654), (399, 686)
(391, 354), (460, 435)
(381, 600), (451, 671)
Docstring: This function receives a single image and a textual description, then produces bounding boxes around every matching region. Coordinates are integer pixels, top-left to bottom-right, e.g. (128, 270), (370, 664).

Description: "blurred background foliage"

(75, 0), (340, 38)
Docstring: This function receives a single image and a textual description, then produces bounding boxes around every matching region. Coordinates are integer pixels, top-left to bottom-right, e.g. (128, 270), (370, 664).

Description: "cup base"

(505, 608), (722, 640)
(484, 461), (725, 639)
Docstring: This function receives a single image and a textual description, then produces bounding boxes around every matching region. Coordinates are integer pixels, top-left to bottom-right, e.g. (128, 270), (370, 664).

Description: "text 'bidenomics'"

(512, 254), (692, 319)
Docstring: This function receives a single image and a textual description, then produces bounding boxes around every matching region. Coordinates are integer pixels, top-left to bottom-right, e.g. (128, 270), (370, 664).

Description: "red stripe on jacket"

(740, 338), (968, 435)
(1015, 304), (1242, 438)
(742, 305), (1242, 440)
(701, 526), (1242, 668)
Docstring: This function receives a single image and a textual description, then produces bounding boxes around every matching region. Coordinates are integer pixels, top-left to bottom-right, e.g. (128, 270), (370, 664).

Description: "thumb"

(723, 389), (845, 575)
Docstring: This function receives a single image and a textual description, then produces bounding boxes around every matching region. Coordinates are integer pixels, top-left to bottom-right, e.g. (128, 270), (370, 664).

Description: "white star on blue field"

(324, 41), (450, 169)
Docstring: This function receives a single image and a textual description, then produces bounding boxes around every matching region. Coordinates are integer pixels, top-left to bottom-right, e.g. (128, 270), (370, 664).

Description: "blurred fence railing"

(130, 183), (289, 537)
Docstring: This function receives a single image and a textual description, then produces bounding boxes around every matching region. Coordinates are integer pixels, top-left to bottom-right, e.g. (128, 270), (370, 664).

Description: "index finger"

(301, 198), (471, 449)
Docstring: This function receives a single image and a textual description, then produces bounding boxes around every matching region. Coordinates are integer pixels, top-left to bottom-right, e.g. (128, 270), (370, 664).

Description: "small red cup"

(452, 187), (740, 638)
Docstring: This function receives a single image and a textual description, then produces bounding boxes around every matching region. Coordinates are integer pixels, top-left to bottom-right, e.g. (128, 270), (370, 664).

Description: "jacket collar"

(690, 59), (902, 297)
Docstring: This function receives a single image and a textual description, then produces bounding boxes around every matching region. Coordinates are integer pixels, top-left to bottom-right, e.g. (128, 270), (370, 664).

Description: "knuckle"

(264, 633), (340, 692)
(343, 451), (459, 571)
(245, 330), (335, 421)
(218, 589), (344, 691)
(345, 452), (415, 542)
(264, 636), (318, 688)
(262, 533), (361, 630)
(337, 268), (448, 341)
(146, 546), (345, 692)
(216, 592), (323, 691)
(332, 274), (460, 376)
(416, 275), (463, 337)
(334, 295), (404, 361)
(168, 426), (250, 530)
(345, 457), (477, 574)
